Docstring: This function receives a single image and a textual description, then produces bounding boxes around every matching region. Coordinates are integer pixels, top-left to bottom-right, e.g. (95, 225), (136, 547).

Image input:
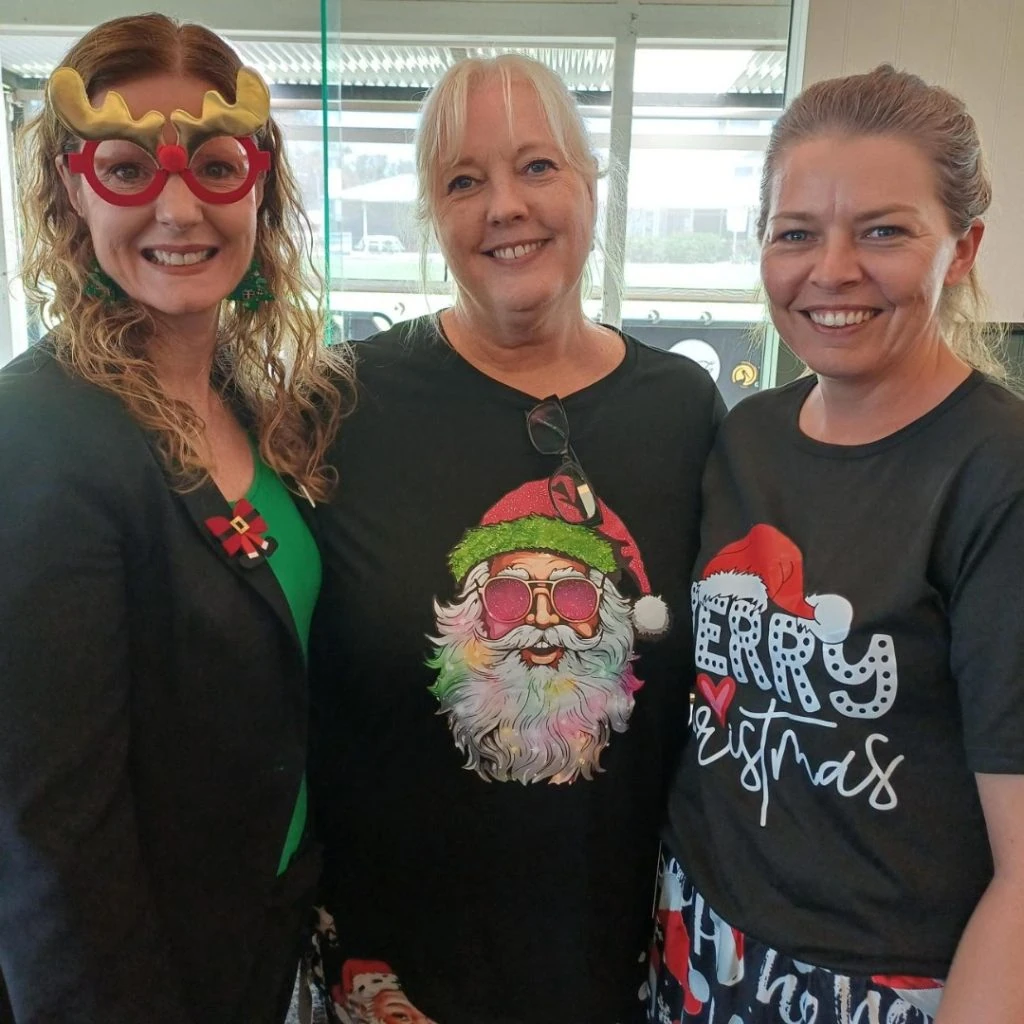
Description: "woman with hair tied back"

(649, 66), (1024, 1023)
(307, 54), (722, 1024)
(0, 14), (350, 1024)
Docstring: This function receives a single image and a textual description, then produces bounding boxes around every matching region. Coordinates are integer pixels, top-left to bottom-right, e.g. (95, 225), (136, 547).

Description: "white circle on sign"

(669, 338), (721, 381)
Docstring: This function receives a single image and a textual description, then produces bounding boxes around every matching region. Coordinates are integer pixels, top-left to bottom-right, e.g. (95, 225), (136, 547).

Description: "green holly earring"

(84, 259), (126, 303)
(228, 261), (274, 311)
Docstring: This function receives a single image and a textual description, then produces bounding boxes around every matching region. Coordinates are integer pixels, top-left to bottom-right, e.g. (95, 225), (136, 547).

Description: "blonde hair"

(16, 13), (351, 499)
(758, 64), (1004, 378)
(413, 53), (601, 313)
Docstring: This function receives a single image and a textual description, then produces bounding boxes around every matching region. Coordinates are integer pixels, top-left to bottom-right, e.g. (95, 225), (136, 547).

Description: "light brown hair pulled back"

(758, 64), (1002, 377)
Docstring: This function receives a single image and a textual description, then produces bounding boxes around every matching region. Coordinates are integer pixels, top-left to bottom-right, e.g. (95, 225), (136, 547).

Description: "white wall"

(802, 0), (1024, 323)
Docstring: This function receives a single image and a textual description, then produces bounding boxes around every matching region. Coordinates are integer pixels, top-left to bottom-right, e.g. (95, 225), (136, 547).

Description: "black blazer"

(0, 346), (318, 1024)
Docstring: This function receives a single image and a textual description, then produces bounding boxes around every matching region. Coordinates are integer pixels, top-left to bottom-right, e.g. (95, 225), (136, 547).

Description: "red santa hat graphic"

(332, 958), (400, 1012)
(694, 523), (852, 643)
(448, 478), (670, 638)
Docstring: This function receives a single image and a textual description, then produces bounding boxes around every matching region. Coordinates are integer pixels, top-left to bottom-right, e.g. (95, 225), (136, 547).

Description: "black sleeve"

(0, 383), (193, 1023)
(949, 491), (1024, 774)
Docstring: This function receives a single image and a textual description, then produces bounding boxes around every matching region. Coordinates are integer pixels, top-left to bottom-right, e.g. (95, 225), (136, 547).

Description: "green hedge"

(626, 232), (758, 263)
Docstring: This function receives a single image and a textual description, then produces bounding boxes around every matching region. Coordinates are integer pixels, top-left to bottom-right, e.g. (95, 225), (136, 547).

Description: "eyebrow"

(771, 204), (920, 223)
(448, 141), (553, 170)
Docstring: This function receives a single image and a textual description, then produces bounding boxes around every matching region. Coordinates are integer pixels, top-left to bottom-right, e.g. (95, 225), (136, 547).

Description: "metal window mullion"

(784, 0), (811, 102)
(0, 71), (29, 362)
(755, 0), (810, 392)
(600, 5), (638, 329)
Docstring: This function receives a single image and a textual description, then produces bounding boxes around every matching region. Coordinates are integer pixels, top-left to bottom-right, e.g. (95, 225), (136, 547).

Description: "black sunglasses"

(525, 396), (602, 527)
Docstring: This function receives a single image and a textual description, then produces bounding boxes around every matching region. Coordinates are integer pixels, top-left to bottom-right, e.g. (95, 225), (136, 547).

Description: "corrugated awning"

(2, 37), (784, 95)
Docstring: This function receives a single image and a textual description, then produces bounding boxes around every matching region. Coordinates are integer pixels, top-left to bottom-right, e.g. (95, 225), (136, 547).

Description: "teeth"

(534, 640), (552, 650)
(808, 309), (877, 327)
(146, 249), (214, 266)
(491, 241), (544, 261)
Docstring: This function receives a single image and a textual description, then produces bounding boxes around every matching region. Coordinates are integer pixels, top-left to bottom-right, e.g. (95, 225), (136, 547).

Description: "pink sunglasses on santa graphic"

(480, 575), (602, 623)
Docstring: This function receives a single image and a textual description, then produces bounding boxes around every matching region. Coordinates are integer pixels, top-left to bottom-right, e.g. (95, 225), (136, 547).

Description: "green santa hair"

(448, 514), (617, 584)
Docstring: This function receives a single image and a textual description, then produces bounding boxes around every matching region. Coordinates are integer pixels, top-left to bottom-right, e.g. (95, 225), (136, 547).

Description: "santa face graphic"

(332, 960), (437, 1024)
(370, 990), (435, 1024)
(427, 480), (669, 785)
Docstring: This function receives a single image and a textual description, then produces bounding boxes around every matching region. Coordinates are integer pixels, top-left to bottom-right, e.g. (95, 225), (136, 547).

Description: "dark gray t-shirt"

(666, 370), (1024, 977)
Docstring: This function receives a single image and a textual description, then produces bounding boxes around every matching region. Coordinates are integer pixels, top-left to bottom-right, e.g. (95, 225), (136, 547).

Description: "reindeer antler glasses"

(48, 67), (273, 207)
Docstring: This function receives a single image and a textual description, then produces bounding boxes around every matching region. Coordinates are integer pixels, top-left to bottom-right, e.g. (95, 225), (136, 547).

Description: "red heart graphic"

(697, 673), (736, 726)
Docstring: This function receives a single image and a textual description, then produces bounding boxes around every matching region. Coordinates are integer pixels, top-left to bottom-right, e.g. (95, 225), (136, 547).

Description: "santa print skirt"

(645, 857), (945, 1024)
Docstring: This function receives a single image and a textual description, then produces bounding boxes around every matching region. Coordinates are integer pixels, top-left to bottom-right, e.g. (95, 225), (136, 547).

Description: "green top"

(244, 453), (321, 876)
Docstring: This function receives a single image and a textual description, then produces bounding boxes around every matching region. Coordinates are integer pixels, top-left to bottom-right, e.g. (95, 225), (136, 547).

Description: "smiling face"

(482, 551), (601, 666)
(58, 72), (263, 333)
(432, 75), (595, 328)
(760, 134), (982, 384)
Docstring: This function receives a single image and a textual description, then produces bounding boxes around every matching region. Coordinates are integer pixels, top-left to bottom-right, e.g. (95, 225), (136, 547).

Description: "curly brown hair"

(16, 13), (352, 501)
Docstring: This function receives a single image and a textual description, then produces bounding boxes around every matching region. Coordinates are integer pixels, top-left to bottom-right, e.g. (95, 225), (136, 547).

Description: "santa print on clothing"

(331, 959), (437, 1024)
(689, 524), (904, 826)
(427, 477), (670, 785)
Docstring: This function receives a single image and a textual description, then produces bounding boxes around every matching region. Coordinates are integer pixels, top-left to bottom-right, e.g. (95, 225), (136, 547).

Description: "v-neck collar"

(141, 421), (313, 659)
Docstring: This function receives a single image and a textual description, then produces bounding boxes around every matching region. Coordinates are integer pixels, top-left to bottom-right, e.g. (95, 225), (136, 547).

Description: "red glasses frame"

(66, 136), (271, 207)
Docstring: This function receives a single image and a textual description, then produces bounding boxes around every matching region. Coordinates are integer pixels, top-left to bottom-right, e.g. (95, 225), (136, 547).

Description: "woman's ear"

(55, 153), (85, 218)
(944, 219), (985, 288)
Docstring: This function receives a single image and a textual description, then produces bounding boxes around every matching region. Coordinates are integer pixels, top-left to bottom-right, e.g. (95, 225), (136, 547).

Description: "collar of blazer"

(172, 478), (306, 658)
(145, 369), (315, 661)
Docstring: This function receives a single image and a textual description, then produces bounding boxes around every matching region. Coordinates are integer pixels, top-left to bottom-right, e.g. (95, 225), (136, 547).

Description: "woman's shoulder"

(944, 374), (1024, 487)
(344, 315), (452, 391)
(0, 343), (153, 473)
(355, 315), (443, 361)
(619, 330), (725, 403)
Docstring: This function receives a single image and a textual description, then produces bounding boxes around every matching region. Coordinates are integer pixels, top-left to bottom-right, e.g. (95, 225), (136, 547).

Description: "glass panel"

(624, 46), (784, 301)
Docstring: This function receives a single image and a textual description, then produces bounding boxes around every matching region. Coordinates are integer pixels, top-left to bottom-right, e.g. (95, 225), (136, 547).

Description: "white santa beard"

(428, 566), (641, 784)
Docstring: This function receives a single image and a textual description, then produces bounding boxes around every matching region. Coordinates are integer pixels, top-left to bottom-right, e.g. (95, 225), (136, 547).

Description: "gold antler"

(169, 68), (271, 154)
(47, 67), (167, 156)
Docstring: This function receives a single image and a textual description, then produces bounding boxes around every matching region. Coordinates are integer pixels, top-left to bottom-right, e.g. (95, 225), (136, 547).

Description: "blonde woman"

(0, 14), (350, 1024)
(308, 54), (723, 1024)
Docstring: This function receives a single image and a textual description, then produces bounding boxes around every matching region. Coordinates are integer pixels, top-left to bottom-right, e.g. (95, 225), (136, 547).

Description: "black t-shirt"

(310, 315), (722, 1024)
(666, 371), (1024, 977)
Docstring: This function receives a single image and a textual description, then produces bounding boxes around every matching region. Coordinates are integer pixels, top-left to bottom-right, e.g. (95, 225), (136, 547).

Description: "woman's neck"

(440, 303), (624, 398)
(147, 314), (220, 409)
(800, 341), (972, 445)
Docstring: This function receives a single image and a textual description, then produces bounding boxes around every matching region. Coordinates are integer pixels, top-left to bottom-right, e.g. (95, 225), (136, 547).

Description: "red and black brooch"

(205, 499), (278, 568)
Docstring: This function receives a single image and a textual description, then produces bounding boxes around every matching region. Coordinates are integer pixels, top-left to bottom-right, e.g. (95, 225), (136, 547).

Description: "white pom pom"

(806, 593), (853, 643)
(633, 594), (670, 637)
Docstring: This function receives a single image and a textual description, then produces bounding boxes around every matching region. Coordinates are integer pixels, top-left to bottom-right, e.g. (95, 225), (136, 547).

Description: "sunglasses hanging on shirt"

(525, 395), (602, 527)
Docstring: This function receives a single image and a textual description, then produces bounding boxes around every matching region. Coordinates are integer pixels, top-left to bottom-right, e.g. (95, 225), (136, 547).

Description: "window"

(0, 2), (797, 404)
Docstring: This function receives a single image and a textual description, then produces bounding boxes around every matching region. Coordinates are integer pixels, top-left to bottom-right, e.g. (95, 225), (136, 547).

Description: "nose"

(486, 171), (528, 225)
(809, 231), (863, 290)
(527, 586), (560, 628)
(153, 173), (204, 229)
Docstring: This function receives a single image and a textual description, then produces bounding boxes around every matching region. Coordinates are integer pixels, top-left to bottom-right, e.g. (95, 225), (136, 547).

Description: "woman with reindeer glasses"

(307, 55), (723, 1024)
(0, 14), (349, 1024)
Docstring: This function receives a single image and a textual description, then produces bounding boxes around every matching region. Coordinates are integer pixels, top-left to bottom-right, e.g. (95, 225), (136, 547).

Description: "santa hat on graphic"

(448, 477), (670, 638)
(331, 959), (400, 1016)
(694, 523), (852, 643)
